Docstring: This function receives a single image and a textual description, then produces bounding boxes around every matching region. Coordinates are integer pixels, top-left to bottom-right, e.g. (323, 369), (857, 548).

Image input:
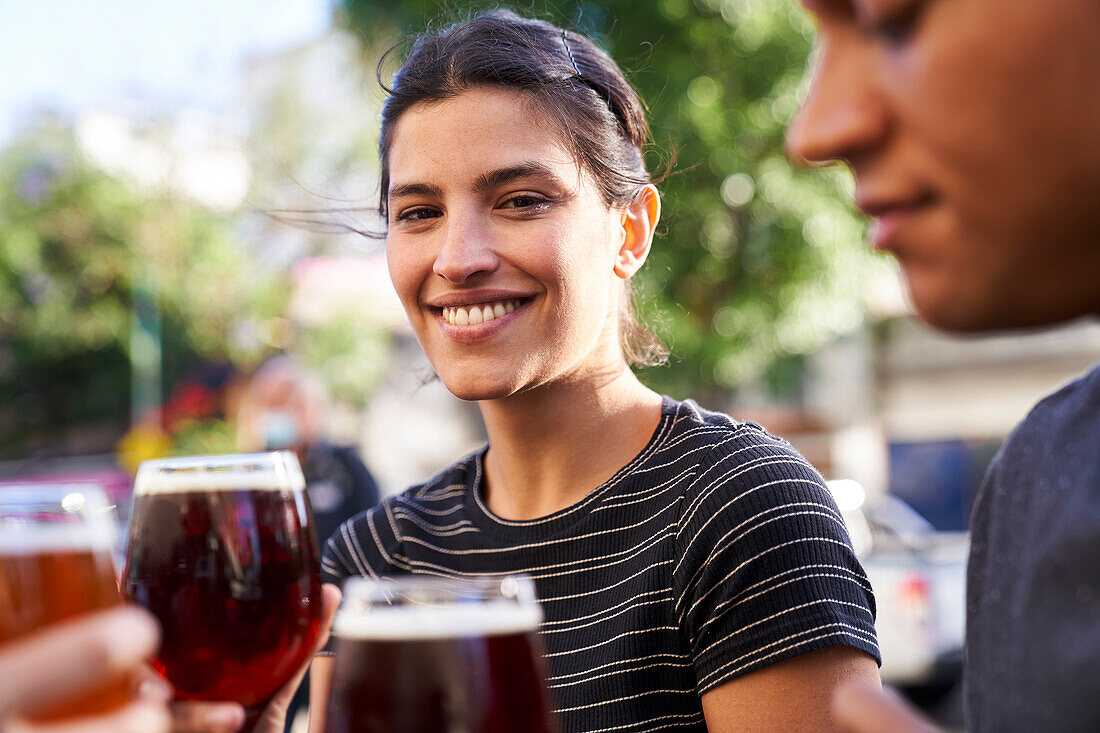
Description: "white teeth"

(441, 299), (523, 326)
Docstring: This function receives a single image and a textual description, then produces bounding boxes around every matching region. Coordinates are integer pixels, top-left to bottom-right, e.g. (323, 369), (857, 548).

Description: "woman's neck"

(477, 369), (663, 521)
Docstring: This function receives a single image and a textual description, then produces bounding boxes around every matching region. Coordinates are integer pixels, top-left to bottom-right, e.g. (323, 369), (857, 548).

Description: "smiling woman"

(384, 87), (650, 401)
(305, 10), (882, 733)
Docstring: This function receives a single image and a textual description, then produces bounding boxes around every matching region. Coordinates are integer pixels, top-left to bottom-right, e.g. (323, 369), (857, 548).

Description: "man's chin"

(908, 286), (1076, 334)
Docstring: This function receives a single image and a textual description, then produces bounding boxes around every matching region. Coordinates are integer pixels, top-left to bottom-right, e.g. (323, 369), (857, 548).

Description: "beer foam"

(136, 470), (304, 493)
(136, 454), (305, 494)
(0, 525), (116, 554)
(333, 599), (543, 641)
(0, 487), (118, 553)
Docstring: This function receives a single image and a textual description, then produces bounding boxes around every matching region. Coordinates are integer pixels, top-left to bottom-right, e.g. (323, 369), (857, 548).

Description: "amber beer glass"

(0, 484), (133, 721)
(325, 575), (556, 733)
(123, 452), (322, 729)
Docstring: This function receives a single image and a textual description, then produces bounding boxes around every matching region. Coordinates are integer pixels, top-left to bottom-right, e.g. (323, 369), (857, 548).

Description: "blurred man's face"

(787, 0), (1100, 331)
(244, 371), (314, 452)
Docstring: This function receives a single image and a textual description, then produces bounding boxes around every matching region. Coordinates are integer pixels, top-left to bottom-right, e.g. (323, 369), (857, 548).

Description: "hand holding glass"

(123, 452), (322, 731)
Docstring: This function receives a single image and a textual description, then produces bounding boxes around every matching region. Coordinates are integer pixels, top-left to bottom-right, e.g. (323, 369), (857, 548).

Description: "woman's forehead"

(387, 89), (580, 186)
(392, 88), (567, 152)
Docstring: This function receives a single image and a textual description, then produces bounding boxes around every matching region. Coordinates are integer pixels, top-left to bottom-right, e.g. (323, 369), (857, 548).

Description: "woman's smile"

(441, 299), (521, 326)
(430, 295), (534, 344)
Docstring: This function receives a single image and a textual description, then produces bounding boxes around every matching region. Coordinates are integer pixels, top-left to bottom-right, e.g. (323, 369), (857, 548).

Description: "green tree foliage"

(339, 0), (874, 401)
(300, 311), (393, 406)
(0, 122), (284, 455)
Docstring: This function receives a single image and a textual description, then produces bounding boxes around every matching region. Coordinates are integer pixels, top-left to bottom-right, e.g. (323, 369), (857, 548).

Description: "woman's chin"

(439, 374), (522, 403)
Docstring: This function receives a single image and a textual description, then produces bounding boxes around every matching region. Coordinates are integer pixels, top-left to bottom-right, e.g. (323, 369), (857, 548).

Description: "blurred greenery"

(169, 418), (239, 456)
(340, 0), (873, 402)
(0, 121), (284, 456)
(0, 0), (878, 458)
(300, 311), (393, 406)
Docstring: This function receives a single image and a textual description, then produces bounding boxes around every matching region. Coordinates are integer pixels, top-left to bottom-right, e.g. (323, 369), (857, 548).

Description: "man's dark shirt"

(966, 362), (1100, 732)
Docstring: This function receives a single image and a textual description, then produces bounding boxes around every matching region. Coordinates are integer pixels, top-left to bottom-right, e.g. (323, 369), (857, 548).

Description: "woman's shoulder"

(342, 448), (481, 521)
(398, 448), (484, 503)
(659, 397), (831, 531)
(321, 448), (484, 578)
(663, 397), (817, 476)
(665, 401), (878, 687)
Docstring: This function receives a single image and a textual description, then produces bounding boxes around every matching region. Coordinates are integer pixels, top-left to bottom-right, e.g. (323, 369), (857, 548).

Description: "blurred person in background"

(786, 0), (1100, 731)
(235, 354), (378, 732)
(0, 607), (170, 732)
(237, 354), (380, 547)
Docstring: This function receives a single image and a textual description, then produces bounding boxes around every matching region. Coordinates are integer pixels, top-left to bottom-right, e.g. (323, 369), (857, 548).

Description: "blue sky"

(0, 0), (333, 144)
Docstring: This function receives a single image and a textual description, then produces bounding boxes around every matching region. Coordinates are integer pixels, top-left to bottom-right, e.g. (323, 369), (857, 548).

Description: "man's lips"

(857, 192), (937, 251)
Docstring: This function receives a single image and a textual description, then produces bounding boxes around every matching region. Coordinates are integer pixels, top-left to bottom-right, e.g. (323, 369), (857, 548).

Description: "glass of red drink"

(324, 575), (556, 733)
(0, 483), (135, 721)
(123, 452), (322, 730)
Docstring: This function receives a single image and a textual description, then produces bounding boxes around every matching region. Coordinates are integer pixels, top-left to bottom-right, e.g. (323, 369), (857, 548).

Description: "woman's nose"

(786, 46), (890, 167)
(432, 212), (500, 284)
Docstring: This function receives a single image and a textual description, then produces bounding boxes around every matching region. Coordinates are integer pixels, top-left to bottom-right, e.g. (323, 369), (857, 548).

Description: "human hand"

(168, 583), (342, 733)
(832, 680), (942, 733)
(0, 606), (170, 733)
(166, 701), (246, 733)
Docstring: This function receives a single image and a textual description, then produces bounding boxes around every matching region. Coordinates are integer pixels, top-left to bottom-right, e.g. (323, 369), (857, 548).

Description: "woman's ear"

(613, 184), (661, 279)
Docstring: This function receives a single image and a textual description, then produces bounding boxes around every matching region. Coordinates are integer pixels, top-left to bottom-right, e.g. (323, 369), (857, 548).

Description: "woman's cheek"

(386, 242), (422, 310)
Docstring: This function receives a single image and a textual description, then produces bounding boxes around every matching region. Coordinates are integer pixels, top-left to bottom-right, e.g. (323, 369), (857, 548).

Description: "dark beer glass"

(0, 484), (134, 721)
(324, 575), (556, 733)
(123, 452), (322, 729)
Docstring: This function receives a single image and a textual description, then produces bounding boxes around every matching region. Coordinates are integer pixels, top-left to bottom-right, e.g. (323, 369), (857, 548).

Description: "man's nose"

(786, 46), (890, 166)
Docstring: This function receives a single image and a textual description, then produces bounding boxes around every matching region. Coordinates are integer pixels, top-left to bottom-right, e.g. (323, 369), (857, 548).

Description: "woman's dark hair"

(378, 9), (668, 368)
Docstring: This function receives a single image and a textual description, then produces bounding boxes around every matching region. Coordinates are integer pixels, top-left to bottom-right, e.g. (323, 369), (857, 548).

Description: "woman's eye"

(394, 207), (439, 222)
(501, 194), (550, 212)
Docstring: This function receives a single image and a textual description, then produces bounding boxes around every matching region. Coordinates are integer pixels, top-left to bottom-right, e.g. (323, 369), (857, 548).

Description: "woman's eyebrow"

(388, 181), (445, 200)
(474, 162), (564, 193)
(388, 162), (567, 202)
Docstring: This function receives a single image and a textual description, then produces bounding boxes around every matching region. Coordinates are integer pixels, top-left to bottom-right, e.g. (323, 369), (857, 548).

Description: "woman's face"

(787, 0), (1100, 331)
(385, 88), (634, 401)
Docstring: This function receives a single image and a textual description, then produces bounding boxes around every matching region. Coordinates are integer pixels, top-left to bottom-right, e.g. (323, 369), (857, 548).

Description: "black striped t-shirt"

(322, 397), (879, 732)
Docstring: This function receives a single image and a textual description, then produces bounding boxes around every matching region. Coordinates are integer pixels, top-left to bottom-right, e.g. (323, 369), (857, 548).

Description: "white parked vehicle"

(829, 481), (968, 691)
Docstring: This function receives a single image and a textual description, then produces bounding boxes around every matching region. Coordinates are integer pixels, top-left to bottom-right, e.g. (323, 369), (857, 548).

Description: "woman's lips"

(435, 298), (528, 344)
